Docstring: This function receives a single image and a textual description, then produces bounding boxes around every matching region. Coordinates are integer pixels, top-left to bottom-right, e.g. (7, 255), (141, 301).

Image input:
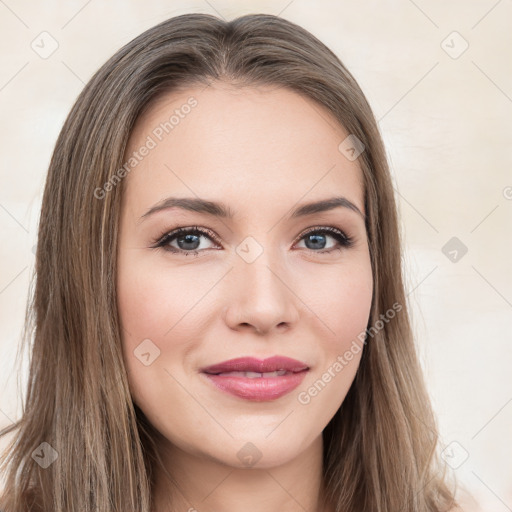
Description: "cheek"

(292, 263), (372, 431)
(117, 263), (168, 346)
(306, 258), (373, 346)
(303, 259), (372, 387)
(117, 252), (201, 342)
(332, 280), (372, 349)
(116, 252), (216, 402)
(116, 254), (177, 397)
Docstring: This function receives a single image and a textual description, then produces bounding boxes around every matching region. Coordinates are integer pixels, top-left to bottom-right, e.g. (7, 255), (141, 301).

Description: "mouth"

(200, 355), (309, 375)
(200, 356), (310, 401)
(206, 370), (295, 378)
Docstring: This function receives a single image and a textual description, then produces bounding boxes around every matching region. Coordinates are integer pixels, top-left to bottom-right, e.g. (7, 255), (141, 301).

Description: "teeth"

(218, 370), (289, 378)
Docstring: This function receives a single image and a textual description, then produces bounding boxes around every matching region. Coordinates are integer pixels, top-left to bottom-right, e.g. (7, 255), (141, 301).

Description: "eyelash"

(151, 225), (355, 258)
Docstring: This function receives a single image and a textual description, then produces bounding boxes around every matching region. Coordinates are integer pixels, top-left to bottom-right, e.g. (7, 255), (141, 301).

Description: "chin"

(209, 432), (317, 470)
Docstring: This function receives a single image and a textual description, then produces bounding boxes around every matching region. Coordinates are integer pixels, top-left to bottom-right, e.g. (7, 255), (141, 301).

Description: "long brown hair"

(0, 12), (458, 512)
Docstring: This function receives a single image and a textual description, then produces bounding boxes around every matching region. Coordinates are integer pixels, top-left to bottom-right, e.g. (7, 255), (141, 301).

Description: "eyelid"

(294, 225), (353, 245)
(151, 225), (221, 248)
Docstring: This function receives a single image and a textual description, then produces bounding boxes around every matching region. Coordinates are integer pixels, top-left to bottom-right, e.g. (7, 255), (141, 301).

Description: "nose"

(223, 247), (300, 336)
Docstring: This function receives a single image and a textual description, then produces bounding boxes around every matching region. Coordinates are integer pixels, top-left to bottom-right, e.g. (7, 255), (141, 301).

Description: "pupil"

(305, 233), (326, 250)
(178, 234), (200, 250)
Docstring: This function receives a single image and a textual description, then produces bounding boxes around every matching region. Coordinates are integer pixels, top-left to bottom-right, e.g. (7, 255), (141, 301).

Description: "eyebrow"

(139, 195), (365, 222)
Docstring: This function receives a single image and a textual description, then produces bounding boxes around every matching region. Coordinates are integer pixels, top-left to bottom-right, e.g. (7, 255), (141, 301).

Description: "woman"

(0, 12), (460, 512)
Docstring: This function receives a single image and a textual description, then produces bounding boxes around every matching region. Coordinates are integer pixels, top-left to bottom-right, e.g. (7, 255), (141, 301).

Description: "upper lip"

(201, 356), (309, 375)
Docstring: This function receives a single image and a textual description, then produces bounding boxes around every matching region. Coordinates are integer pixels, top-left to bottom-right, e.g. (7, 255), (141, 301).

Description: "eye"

(152, 226), (221, 257)
(151, 225), (354, 257)
(293, 226), (354, 254)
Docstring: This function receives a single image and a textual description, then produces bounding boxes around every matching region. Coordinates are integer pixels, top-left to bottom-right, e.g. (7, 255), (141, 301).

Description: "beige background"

(1, 1), (511, 510)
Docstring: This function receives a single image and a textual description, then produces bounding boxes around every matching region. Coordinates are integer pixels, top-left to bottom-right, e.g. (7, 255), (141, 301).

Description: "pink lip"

(200, 356), (309, 374)
(200, 356), (309, 402)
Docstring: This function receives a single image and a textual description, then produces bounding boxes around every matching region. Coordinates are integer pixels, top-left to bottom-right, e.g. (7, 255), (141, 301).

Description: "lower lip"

(202, 371), (308, 401)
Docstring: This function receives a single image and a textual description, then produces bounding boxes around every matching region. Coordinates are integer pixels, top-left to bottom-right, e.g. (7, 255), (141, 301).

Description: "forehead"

(123, 82), (365, 217)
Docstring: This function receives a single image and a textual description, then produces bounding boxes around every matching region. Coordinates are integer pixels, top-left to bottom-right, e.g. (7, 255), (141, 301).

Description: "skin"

(116, 81), (373, 512)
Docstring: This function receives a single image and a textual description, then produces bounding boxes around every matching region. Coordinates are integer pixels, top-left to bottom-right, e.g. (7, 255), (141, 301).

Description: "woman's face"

(117, 82), (373, 469)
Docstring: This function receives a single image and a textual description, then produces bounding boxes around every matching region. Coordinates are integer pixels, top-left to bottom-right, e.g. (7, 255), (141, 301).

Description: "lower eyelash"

(152, 225), (354, 255)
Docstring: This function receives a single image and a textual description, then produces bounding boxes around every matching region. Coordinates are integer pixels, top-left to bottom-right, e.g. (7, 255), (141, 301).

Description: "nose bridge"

(226, 233), (299, 331)
(235, 235), (287, 298)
